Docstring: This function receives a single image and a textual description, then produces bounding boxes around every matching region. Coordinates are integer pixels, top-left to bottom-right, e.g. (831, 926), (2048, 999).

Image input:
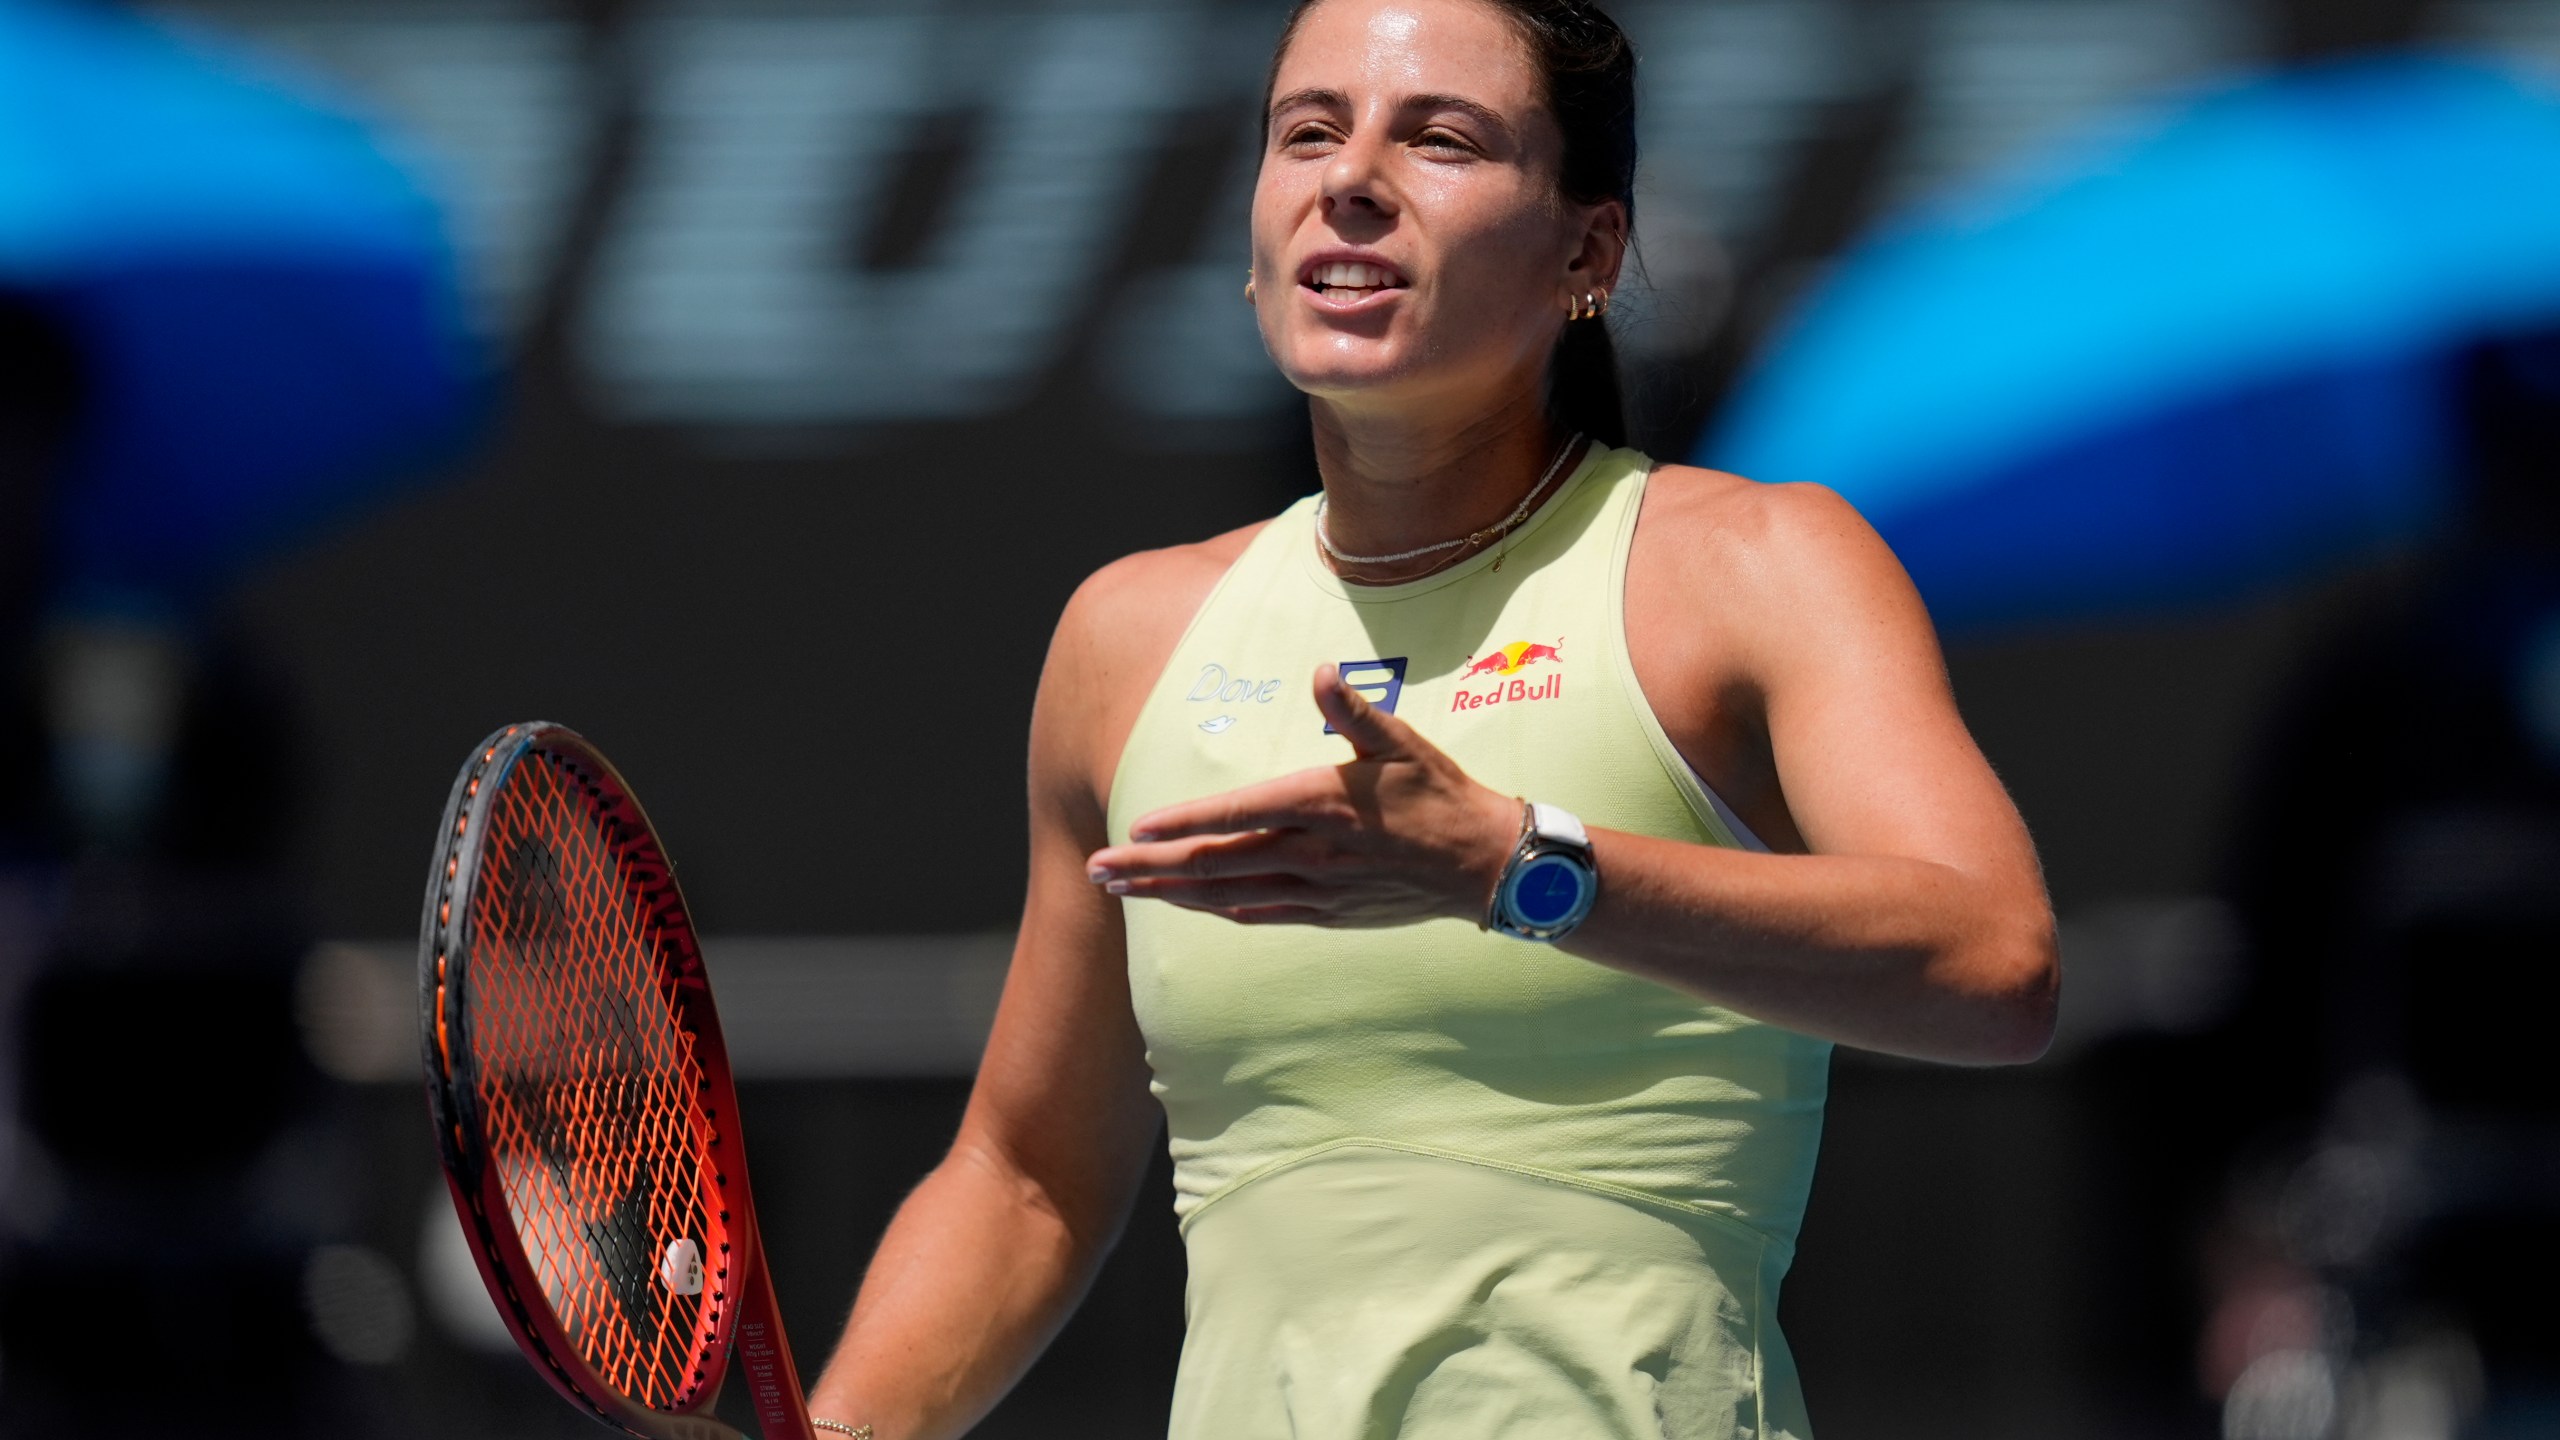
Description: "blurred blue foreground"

(1706, 55), (2560, 633)
(2, 9), (478, 1435)
(0, 0), (478, 611)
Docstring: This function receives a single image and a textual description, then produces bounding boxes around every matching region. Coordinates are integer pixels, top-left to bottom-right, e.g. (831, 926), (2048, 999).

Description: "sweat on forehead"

(1263, 0), (1637, 215)
(1265, 0), (1541, 116)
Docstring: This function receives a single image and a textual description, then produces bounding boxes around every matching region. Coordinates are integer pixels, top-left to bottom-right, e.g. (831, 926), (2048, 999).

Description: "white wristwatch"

(1484, 800), (1600, 942)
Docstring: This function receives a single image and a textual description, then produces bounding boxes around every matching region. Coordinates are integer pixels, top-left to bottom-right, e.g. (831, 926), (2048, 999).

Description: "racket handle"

(737, 1263), (817, 1440)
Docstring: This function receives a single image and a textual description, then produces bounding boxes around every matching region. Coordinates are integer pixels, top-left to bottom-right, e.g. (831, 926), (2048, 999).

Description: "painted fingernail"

(1104, 880), (1131, 895)
(1130, 828), (1159, 842)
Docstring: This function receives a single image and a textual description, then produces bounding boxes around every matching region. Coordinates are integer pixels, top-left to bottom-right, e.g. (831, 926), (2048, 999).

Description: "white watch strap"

(1527, 802), (1588, 849)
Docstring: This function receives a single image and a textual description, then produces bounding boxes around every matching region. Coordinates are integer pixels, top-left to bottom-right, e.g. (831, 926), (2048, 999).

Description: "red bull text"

(1451, 637), (1563, 711)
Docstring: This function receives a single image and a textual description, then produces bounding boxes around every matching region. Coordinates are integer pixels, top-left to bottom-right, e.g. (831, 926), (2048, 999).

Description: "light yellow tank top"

(1108, 445), (1831, 1439)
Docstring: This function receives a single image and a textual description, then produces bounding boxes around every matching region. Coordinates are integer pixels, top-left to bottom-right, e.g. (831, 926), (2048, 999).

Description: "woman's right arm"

(803, 538), (1246, 1438)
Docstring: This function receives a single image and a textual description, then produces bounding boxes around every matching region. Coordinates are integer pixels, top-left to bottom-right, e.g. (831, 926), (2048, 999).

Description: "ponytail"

(1551, 314), (1628, 449)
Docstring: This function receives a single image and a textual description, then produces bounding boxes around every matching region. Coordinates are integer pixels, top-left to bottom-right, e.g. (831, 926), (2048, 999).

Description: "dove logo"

(1187, 663), (1286, 706)
(1186, 661), (1283, 737)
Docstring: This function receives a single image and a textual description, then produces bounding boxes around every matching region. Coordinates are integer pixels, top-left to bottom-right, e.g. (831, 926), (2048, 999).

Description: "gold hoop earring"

(1244, 272), (1256, 304)
(1593, 290), (1611, 318)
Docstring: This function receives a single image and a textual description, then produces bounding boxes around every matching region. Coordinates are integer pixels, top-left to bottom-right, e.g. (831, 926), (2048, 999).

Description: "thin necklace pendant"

(1337, 529), (1485, 586)
(1316, 433), (1584, 575)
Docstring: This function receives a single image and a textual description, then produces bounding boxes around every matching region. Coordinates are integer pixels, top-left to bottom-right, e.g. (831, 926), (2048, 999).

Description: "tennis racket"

(420, 722), (814, 1440)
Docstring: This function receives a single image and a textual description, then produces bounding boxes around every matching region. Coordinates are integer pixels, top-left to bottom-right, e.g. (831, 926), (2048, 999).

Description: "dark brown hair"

(1265, 0), (1639, 446)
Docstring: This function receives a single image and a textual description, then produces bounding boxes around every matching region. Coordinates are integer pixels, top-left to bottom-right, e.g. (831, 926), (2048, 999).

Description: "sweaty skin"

(803, 2), (2056, 1435)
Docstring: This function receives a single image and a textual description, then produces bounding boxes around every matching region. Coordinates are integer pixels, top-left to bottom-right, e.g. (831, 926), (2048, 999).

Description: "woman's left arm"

(1569, 478), (2057, 1063)
(1087, 482), (2058, 1066)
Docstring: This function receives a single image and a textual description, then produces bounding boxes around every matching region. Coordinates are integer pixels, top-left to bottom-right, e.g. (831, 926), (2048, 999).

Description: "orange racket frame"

(420, 722), (814, 1440)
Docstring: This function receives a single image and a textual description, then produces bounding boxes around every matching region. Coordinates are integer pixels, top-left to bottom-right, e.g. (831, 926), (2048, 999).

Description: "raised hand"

(1086, 662), (1521, 927)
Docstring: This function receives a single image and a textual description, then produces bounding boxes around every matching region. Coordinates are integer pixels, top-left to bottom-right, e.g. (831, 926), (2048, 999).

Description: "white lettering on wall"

(582, 6), (1202, 422)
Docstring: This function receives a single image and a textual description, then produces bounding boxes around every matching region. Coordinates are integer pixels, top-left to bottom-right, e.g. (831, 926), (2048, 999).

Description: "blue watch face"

(1508, 853), (1589, 928)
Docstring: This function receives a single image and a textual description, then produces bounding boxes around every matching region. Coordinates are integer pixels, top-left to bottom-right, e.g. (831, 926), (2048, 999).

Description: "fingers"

(1116, 668), (1444, 847)
(1211, 904), (1334, 926)
(1138, 895), (1334, 926)
(1313, 662), (1422, 761)
(1090, 847), (1396, 925)
(1082, 835), (1359, 924)
(1090, 847), (1341, 918)
(1094, 872), (1318, 910)
(1089, 828), (1328, 887)
(1120, 768), (1347, 845)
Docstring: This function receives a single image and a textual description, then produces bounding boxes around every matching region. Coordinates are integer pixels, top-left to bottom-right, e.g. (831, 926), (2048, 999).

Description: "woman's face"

(1251, 0), (1622, 416)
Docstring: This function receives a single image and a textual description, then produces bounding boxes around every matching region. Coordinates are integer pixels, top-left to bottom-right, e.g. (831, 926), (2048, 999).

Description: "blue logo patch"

(1324, 657), (1408, 734)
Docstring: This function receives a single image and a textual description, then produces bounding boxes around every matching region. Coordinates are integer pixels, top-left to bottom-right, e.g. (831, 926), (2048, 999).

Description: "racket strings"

(465, 751), (726, 1411)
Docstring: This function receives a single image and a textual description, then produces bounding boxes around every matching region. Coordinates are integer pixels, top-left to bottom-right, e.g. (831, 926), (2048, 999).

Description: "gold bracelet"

(812, 1422), (871, 1439)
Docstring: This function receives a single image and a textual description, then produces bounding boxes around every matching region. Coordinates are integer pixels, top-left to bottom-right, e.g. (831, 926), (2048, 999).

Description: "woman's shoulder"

(1063, 519), (1269, 644)
(1639, 462), (1870, 552)
(1044, 518), (1272, 702)
(1037, 519), (1274, 806)
(1635, 463), (1902, 608)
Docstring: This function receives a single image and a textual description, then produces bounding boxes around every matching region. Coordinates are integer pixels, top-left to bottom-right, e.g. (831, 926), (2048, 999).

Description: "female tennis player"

(809, 1), (2056, 1434)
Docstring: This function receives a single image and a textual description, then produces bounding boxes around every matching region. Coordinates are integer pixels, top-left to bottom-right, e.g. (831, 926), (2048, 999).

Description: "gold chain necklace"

(1314, 433), (1585, 577)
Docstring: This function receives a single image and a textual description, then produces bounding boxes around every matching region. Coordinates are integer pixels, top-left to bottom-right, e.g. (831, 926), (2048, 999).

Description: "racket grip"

(737, 1264), (817, 1440)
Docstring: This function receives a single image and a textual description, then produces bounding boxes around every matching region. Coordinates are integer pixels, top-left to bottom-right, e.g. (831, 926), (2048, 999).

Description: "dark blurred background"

(4, 0), (2559, 1436)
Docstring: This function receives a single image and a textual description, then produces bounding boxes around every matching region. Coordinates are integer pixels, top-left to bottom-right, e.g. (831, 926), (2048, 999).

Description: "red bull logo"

(1452, 637), (1564, 711)
(1461, 638), (1563, 678)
